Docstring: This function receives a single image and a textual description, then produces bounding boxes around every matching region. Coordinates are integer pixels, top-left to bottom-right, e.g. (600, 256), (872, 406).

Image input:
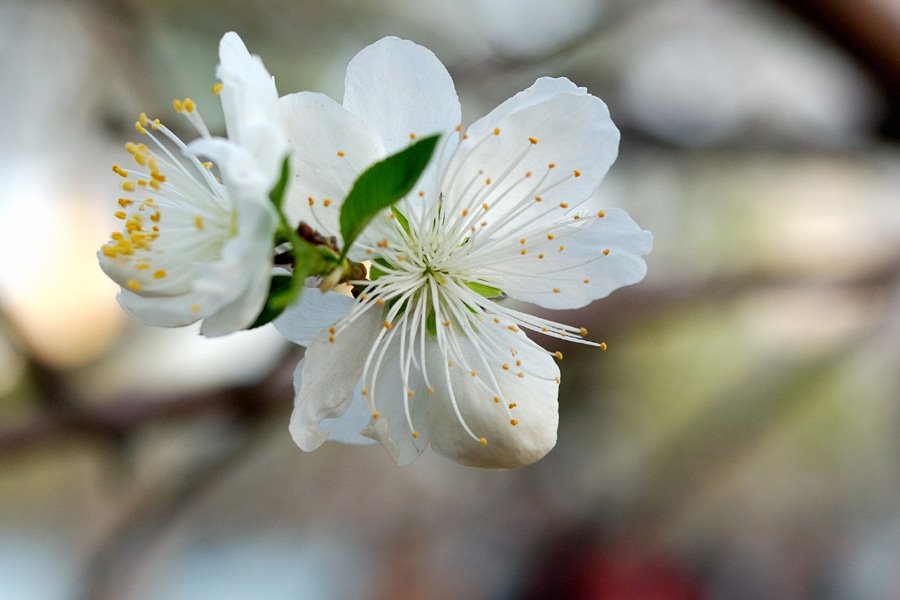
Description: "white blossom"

(98, 32), (286, 336)
(276, 37), (652, 468)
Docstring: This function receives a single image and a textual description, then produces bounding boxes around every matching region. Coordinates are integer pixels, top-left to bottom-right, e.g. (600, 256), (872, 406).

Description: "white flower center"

(332, 131), (604, 446)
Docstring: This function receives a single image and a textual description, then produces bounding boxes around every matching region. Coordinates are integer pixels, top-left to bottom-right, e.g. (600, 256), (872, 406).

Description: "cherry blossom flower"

(276, 37), (652, 468)
(98, 32), (286, 336)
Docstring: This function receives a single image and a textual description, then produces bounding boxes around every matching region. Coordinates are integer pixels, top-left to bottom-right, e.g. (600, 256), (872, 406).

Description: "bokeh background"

(2, 0), (900, 598)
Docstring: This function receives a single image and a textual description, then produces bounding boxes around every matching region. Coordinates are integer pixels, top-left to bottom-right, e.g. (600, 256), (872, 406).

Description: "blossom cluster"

(98, 33), (652, 469)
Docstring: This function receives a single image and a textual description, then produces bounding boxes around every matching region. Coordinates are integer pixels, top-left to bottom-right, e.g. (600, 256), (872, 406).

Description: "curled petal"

(289, 306), (382, 451)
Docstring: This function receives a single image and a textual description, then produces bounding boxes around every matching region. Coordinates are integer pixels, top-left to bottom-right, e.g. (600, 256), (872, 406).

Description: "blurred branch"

(0, 348), (297, 458)
(770, 0), (900, 138)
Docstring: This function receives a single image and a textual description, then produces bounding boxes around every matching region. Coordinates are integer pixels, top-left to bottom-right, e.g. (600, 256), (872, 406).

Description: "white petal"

(465, 77), (586, 140)
(444, 90), (618, 236)
(290, 360), (375, 446)
(274, 289), (355, 346)
(426, 326), (559, 469)
(217, 32), (287, 182)
(484, 208), (653, 309)
(116, 288), (209, 327)
(343, 37), (461, 154)
(278, 92), (383, 240)
(289, 305), (382, 451)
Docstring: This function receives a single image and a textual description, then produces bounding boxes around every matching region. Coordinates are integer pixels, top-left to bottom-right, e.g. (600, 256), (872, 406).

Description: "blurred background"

(2, 0), (900, 598)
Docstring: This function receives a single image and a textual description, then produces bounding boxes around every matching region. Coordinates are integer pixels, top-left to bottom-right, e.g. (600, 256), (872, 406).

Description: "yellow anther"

(508, 403), (518, 409)
(508, 325), (519, 332)
(470, 369), (478, 377)
(172, 98), (184, 112)
(308, 197), (315, 206)
(407, 390), (415, 398)
(510, 419), (519, 426)
(502, 363), (510, 370)
(560, 202), (569, 209)
(493, 396), (501, 403)
(409, 132), (416, 140)
(411, 431), (420, 439)
(112, 165), (128, 177)
(515, 359), (522, 366)
(520, 249), (527, 255)
(554, 351), (563, 360)
(485, 177), (492, 185)
(573, 169), (581, 178)
(151, 118), (161, 130)
(139, 112), (149, 127)
(212, 82), (223, 95)
(559, 245), (565, 252)
(122, 181), (136, 192)
(520, 238), (526, 245)
(525, 170), (532, 178)
(442, 320), (450, 327)
(191, 304), (202, 313)
(455, 124), (463, 132)
(597, 210), (606, 218)
(552, 288), (560, 293)
(481, 203), (489, 211)
(493, 128), (501, 136)
(547, 233), (555, 241)
(538, 253), (545, 260)
(337, 150), (345, 157)
(126, 279), (141, 291)
(383, 320), (393, 330)
(602, 248), (610, 256)
(418, 190), (425, 198)
(153, 269), (167, 279)
(448, 360), (454, 367)
(548, 162), (556, 169)
(517, 372), (525, 378)
(375, 298), (385, 305)
(101, 245), (116, 257)
(329, 336), (335, 344)
(150, 213), (161, 223)
(114, 210), (127, 220)
(599, 342), (608, 351)
(323, 199), (332, 207)
(461, 208), (469, 217)
(554, 376), (561, 384)
(479, 437), (488, 446)
(202, 161), (213, 169)
(428, 386), (434, 394)
(134, 121), (148, 135)
(528, 136), (539, 145)
(194, 215), (204, 230)
(583, 278), (590, 285)
(329, 327), (336, 335)
(361, 387), (369, 396)
(534, 196), (543, 203)
(371, 411), (380, 420)
(463, 133), (470, 140)
(111, 231), (125, 241)
(376, 239), (389, 248)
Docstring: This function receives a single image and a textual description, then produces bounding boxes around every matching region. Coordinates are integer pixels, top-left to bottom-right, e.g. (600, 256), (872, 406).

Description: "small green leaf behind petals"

(249, 274), (294, 329)
(339, 134), (439, 258)
(466, 281), (504, 298)
(391, 206), (411, 237)
(268, 157), (291, 210)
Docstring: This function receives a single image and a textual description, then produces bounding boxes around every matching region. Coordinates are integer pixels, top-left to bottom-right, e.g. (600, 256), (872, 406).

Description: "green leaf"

(339, 134), (439, 258)
(248, 274), (294, 328)
(268, 157), (291, 210)
(466, 281), (504, 298)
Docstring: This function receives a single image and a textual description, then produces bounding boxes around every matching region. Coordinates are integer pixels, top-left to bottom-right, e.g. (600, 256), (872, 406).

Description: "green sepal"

(391, 206), (412, 236)
(338, 134), (439, 259)
(268, 157), (291, 210)
(248, 274), (294, 329)
(426, 310), (437, 336)
(466, 281), (504, 298)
